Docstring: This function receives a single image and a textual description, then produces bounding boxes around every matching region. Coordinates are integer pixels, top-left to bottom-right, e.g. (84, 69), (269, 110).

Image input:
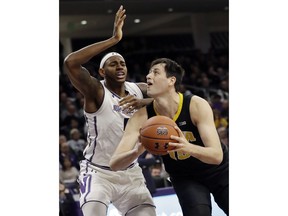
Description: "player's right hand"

(119, 95), (143, 112)
(136, 139), (146, 156)
(113, 5), (126, 42)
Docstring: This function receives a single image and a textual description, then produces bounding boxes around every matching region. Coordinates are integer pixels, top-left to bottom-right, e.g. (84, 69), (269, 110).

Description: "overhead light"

(134, 19), (141, 24)
(168, 8), (173, 12)
(81, 20), (87, 25)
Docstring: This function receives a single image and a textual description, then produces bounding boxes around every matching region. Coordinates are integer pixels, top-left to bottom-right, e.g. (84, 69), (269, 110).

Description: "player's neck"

(153, 92), (179, 119)
(104, 81), (127, 97)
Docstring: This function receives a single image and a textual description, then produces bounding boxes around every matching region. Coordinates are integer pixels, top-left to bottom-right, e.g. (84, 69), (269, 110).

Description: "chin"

(116, 78), (126, 82)
(147, 91), (152, 97)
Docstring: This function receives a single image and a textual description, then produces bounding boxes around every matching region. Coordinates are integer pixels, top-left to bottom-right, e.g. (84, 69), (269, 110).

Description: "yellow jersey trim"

(153, 93), (183, 122)
(173, 93), (183, 122)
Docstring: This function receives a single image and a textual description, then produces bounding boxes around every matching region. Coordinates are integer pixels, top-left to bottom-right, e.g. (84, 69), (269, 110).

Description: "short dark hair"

(150, 58), (185, 92)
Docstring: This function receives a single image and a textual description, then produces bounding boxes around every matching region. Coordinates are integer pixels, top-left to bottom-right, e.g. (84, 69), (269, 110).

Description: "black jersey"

(146, 93), (229, 179)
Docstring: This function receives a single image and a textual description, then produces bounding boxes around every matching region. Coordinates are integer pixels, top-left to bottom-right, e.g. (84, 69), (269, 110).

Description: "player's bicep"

(66, 66), (98, 96)
(190, 97), (221, 148)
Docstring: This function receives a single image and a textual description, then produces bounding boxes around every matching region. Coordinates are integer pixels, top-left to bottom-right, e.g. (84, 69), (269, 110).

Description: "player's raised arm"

(63, 5), (127, 97)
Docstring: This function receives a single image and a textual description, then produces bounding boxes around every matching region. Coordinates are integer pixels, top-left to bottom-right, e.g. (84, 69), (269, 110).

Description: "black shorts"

(170, 167), (229, 215)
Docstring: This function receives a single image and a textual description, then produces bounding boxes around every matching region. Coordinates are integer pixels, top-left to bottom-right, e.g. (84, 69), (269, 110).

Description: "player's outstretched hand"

(168, 126), (193, 154)
(119, 95), (143, 112)
(113, 5), (126, 42)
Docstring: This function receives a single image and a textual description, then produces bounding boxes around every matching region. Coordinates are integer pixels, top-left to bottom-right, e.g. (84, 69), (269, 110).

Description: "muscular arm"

(63, 6), (126, 111)
(190, 96), (223, 164)
(63, 36), (119, 95)
(169, 96), (223, 164)
(110, 108), (148, 170)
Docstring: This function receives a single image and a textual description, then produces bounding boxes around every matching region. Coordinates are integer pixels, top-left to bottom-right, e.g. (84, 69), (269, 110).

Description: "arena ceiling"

(60, 0), (229, 39)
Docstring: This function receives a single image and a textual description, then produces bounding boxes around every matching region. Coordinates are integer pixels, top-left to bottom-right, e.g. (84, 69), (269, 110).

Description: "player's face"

(103, 56), (127, 82)
(146, 63), (170, 97)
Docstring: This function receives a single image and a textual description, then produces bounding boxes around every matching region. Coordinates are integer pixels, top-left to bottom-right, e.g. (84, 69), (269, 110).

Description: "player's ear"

(99, 68), (105, 78)
(169, 76), (176, 86)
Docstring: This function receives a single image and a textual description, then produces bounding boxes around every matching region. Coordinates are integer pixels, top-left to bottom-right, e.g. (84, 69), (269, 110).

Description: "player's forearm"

(110, 149), (140, 171)
(140, 98), (154, 107)
(64, 37), (119, 67)
(190, 145), (223, 165)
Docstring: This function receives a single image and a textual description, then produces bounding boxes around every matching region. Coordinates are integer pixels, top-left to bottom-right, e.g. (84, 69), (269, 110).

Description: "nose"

(146, 73), (151, 80)
(116, 63), (124, 69)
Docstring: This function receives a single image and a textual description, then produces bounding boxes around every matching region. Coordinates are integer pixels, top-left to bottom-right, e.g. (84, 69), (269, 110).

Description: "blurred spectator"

(207, 65), (221, 87)
(60, 92), (69, 112)
(59, 182), (79, 216)
(60, 157), (80, 184)
(62, 103), (81, 125)
(59, 142), (79, 170)
(220, 79), (229, 92)
(200, 74), (210, 89)
(60, 96), (76, 122)
(151, 164), (167, 189)
(179, 84), (192, 96)
(217, 126), (229, 147)
(60, 116), (85, 140)
(59, 134), (67, 146)
(213, 108), (228, 129)
(67, 128), (86, 160)
(210, 93), (223, 112)
(221, 99), (229, 120)
(138, 151), (161, 195)
(186, 64), (201, 86)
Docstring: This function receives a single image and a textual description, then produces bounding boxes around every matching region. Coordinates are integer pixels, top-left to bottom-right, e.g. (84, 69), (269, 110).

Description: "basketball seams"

(140, 136), (174, 141)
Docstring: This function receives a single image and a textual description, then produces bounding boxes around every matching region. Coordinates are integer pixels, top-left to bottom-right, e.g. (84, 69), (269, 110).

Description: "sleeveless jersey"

(82, 80), (143, 167)
(146, 93), (229, 179)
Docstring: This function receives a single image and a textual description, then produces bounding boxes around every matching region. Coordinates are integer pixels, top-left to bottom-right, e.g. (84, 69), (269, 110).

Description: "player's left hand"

(119, 95), (143, 112)
(113, 5), (126, 42)
(168, 126), (193, 154)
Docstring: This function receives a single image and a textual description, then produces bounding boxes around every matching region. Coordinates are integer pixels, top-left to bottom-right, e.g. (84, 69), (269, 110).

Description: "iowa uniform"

(78, 80), (155, 214)
(146, 93), (229, 215)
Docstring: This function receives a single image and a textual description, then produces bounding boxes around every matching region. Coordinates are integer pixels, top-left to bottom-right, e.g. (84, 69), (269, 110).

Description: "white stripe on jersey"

(82, 80), (143, 167)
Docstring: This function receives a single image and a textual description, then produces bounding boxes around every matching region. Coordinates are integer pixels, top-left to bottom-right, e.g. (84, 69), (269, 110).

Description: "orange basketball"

(140, 115), (179, 155)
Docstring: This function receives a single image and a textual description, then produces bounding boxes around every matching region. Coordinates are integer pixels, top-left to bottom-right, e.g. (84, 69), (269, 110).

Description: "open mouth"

(116, 71), (125, 78)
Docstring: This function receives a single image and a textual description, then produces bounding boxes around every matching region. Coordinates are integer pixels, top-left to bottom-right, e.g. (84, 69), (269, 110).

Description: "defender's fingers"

(119, 96), (134, 105)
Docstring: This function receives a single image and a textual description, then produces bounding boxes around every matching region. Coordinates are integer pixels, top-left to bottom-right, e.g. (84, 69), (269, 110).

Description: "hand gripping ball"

(140, 116), (179, 155)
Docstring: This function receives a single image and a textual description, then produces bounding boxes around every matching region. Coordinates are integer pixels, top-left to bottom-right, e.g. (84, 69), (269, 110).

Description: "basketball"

(140, 115), (179, 155)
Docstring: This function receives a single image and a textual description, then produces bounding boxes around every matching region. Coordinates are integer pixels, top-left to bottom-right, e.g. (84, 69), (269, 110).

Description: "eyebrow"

(108, 60), (126, 64)
(152, 67), (160, 71)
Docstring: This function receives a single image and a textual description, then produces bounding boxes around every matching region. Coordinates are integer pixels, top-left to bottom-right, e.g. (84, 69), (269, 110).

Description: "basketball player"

(110, 58), (229, 216)
(64, 5), (156, 216)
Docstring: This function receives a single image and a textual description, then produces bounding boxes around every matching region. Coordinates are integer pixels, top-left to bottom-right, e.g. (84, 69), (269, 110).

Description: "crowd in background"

(59, 34), (229, 214)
